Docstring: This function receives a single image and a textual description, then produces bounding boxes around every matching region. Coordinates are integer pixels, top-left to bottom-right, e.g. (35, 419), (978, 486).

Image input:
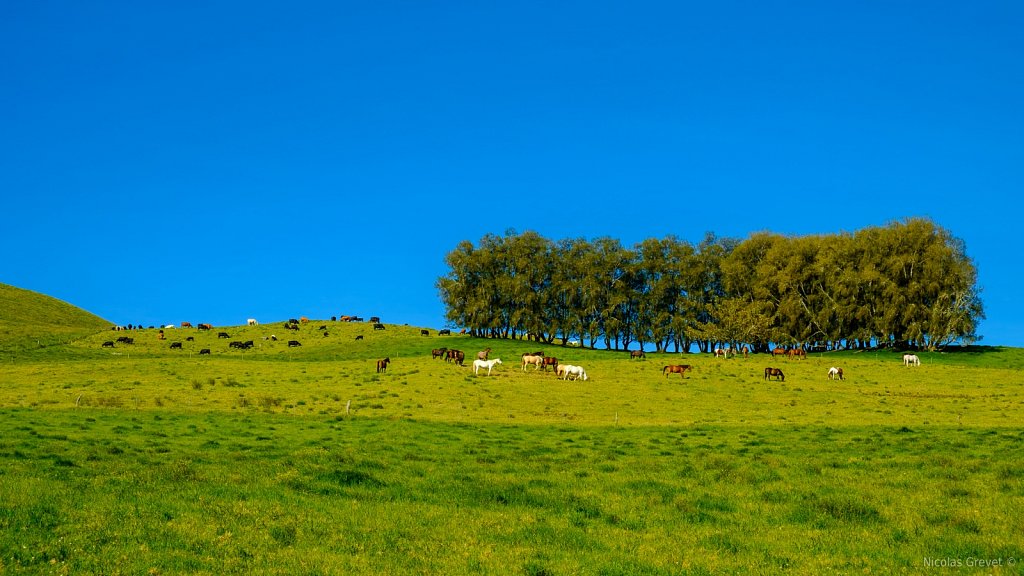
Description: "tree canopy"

(436, 219), (984, 352)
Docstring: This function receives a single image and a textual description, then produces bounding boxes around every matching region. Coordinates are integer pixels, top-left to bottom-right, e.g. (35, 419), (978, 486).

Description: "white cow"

(247, 318), (259, 326)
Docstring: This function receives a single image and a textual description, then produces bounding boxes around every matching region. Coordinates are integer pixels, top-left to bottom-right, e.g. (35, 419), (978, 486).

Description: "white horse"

(558, 364), (588, 381)
(827, 366), (844, 380)
(247, 318), (259, 326)
(521, 354), (544, 371)
(473, 358), (502, 375)
(903, 354), (921, 366)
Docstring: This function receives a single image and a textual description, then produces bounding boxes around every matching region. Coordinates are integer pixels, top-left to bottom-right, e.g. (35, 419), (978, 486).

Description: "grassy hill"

(0, 283), (110, 353)
(1, 290), (1022, 574)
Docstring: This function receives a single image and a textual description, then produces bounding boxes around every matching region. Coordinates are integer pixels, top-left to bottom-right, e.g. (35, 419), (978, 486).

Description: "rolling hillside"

(0, 283), (110, 353)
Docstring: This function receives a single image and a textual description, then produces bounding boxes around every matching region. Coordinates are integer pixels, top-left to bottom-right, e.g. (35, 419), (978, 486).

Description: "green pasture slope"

(1, 290), (1023, 574)
(0, 283), (110, 355)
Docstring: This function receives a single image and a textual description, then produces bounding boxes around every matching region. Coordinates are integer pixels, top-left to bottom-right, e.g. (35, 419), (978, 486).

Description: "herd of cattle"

(103, 316), (384, 354)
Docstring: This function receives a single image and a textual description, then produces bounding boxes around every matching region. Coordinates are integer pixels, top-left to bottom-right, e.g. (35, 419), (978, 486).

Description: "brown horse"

(764, 367), (784, 381)
(431, 348), (447, 360)
(376, 357), (391, 373)
(630, 350), (646, 360)
(541, 356), (558, 372)
(477, 348), (491, 361)
(771, 347), (788, 358)
(663, 365), (692, 379)
(787, 348), (806, 360)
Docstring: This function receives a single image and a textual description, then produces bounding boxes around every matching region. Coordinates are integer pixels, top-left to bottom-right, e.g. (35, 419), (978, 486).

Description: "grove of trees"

(436, 218), (984, 352)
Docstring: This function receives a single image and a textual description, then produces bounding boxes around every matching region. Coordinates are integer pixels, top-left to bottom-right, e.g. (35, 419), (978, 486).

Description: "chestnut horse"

(630, 350), (646, 360)
(663, 365), (692, 379)
(376, 357), (391, 373)
(764, 367), (784, 381)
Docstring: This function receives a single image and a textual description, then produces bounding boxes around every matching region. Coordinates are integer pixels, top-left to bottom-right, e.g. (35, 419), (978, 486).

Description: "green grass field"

(1, 289), (1022, 574)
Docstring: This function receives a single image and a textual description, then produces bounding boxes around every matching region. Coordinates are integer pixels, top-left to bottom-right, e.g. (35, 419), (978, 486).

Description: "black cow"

(218, 332), (230, 339)
(169, 342), (183, 349)
(186, 336), (194, 342)
(438, 329), (451, 336)
(373, 323), (385, 331)
(369, 316), (381, 323)
(288, 340), (302, 347)
(421, 329), (430, 336)
(199, 348), (211, 355)
(355, 335), (364, 341)
(102, 341), (114, 348)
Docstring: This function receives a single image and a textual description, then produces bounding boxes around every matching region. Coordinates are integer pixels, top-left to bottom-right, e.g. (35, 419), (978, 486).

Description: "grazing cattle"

(102, 341), (114, 348)
(376, 357), (390, 373)
(827, 367), (844, 380)
(764, 367), (785, 381)
(288, 340), (302, 347)
(181, 322), (192, 328)
(373, 323), (386, 331)
(568, 340), (580, 347)
(473, 358), (502, 376)
(300, 317), (309, 324)
(270, 335), (278, 341)
(477, 348), (491, 361)
(247, 318), (258, 326)
(285, 323), (299, 331)
(230, 341), (254, 350)
(199, 348), (211, 355)
(186, 336), (194, 342)
(169, 342), (183, 349)
(218, 332), (230, 339)
(369, 316), (381, 324)
(288, 319), (300, 325)
(663, 365), (692, 379)
(438, 329), (451, 336)
(432, 348), (448, 360)
(421, 329), (430, 336)
(318, 325), (327, 331)
(116, 336), (131, 344)
(714, 347), (726, 358)
(197, 323), (213, 331)
(355, 335), (364, 340)
(339, 315), (353, 322)
(629, 350), (646, 360)
(323, 331), (329, 337)
(521, 354), (545, 371)
(903, 354), (921, 366)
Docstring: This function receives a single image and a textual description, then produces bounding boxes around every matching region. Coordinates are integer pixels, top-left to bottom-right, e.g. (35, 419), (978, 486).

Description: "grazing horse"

(663, 365), (692, 379)
(477, 348), (491, 361)
(449, 349), (466, 366)
(629, 350), (646, 360)
(741, 346), (750, 358)
(788, 348), (807, 360)
(473, 358), (502, 375)
(903, 354), (921, 366)
(559, 364), (588, 381)
(432, 348), (448, 360)
(771, 347), (788, 358)
(714, 348), (727, 358)
(521, 354), (545, 371)
(376, 357), (391, 373)
(541, 356), (558, 372)
(827, 366), (844, 380)
(764, 367), (785, 381)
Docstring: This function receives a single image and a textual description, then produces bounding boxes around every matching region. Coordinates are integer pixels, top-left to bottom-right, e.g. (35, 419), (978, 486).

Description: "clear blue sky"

(3, 1), (1022, 346)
